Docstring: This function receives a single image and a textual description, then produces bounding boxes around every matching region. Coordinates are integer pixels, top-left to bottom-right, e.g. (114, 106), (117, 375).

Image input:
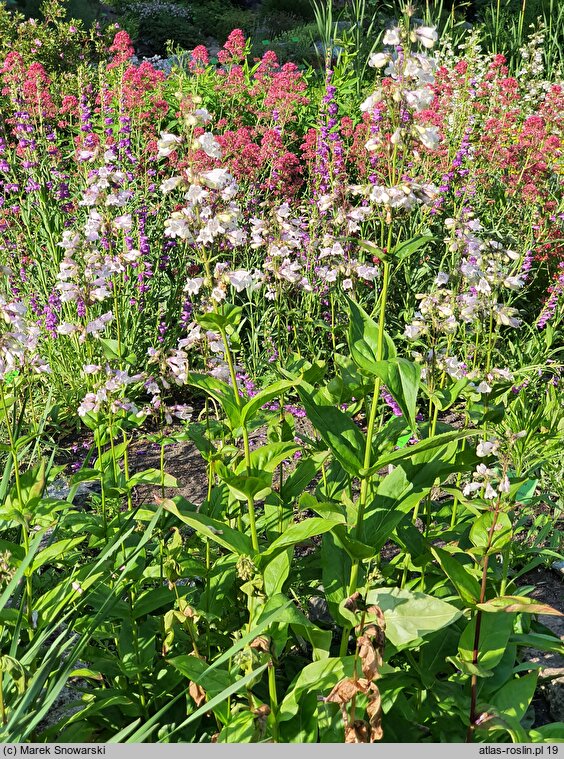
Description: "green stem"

(0, 386), (33, 628)
(268, 661), (279, 742)
(96, 436), (108, 537)
(339, 258), (391, 656)
(0, 669), (5, 726)
(220, 327), (259, 552)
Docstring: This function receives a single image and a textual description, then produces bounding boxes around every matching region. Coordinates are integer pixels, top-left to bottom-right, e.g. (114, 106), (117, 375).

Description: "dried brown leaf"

(357, 636), (380, 681)
(325, 677), (363, 705)
(344, 591), (362, 612)
(366, 686), (383, 742)
(250, 635), (271, 653)
(189, 680), (206, 707)
(345, 720), (371, 743)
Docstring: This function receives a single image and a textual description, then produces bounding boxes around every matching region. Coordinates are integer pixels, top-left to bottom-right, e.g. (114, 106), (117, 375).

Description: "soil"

(517, 567), (564, 726)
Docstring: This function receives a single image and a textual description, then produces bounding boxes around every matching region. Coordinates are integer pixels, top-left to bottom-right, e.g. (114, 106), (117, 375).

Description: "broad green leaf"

(528, 724), (564, 742)
(221, 472), (272, 502)
(422, 378), (469, 411)
(346, 296), (396, 374)
(196, 305), (242, 332)
(431, 546), (481, 605)
(99, 337), (126, 361)
(362, 429), (477, 477)
(491, 672), (538, 721)
(69, 468), (101, 485)
(169, 655), (232, 695)
(260, 518), (342, 563)
(263, 548), (291, 596)
(391, 234), (434, 262)
(470, 511), (512, 555)
(163, 664), (269, 740)
(258, 594), (331, 661)
(477, 596), (563, 616)
(216, 711), (256, 743)
(509, 633), (564, 655)
(459, 612), (514, 671)
(162, 498), (254, 556)
(0, 656), (26, 694)
(474, 711), (529, 743)
(322, 532), (351, 625)
(32, 536), (86, 571)
(127, 468), (178, 489)
(363, 461), (439, 550)
(365, 587), (462, 647)
(280, 451), (328, 502)
(240, 441), (299, 475)
(240, 379), (299, 425)
(370, 358), (421, 430)
(297, 385), (365, 476)
(186, 372), (241, 429)
(278, 657), (354, 722)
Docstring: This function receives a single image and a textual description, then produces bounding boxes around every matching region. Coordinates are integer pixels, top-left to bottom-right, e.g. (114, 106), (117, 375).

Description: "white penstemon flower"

(368, 52), (390, 68)
(412, 26), (438, 49)
(157, 132), (182, 158)
(197, 132), (222, 160)
(382, 27), (401, 46)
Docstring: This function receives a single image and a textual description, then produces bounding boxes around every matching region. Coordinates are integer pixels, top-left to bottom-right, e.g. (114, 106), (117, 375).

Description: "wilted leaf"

(366, 687), (383, 742)
(249, 636), (271, 653)
(345, 720), (371, 743)
(189, 680), (206, 707)
(325, 677), (366, 705)
(357, 636), (380, 681)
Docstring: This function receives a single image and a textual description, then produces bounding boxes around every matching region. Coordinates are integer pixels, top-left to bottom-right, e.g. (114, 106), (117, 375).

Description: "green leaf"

(32, 536), (86, 571)
(260, 518), (342, 563)
(163, 664), (269, 741)
(528, 724), (564, 742)
(470, 511), (512, 555)
(263, 548), (291, 596)
(0, 656), (26, 694)
(391, 234), (434, 262)
(365, 587), (463, 647)
(477, 596), (563, 616)
(240, 379), (299, 425)
(240, 442), (299, 475)
(220, 471), (272, 502)
(196, 305), (242, 332)
(363, 461), (439, 550)
(217, 711), (256, 743)
(321, 532), (351, 625)
(362, 429), (477, 477)
(492, 672), (538, 721)
(297, 385), (365, 475)
(278, 657), (354, 722)
(371, 358), (420, 430)
(474, 711), (529, 743)
(346, 296), (396, 374)
(99, 337), (126, 361)
(186, 372), (241, 429)
(431, 546), (481, 605)
(169, 655), (232, 695)
(459, 612), (514, 671)
(162, 498), (254, 556)
(127, 468), (178, 489)
(509, 633), (564, 656)
(69, 468), (101, 485)
(280, 451), (328, 502)
(422, 378), (469, 411)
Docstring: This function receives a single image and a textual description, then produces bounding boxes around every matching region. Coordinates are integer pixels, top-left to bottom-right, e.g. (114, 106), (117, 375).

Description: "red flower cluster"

(108, 30), (135, 69)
